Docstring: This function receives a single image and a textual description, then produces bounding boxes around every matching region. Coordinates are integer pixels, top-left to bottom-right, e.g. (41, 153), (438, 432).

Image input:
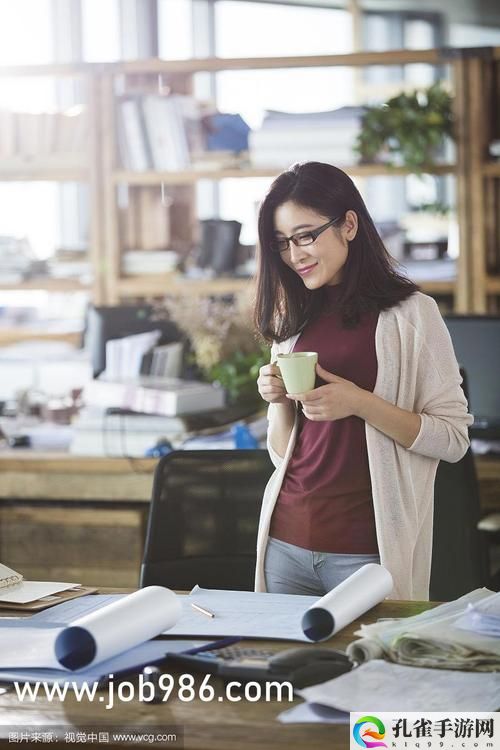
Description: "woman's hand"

(286, 363), (362, 421)
(257, 363), (288, 405)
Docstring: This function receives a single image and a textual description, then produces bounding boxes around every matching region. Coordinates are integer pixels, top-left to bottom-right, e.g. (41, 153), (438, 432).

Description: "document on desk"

(0, 639), (206, 686)
(298, 659), (500, 712)
(0, 587), (181, 671)
(165, 570), (392, 641)
(165, 587), (319, 641)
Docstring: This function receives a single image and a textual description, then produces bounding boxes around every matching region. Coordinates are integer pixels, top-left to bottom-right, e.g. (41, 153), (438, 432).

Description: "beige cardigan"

(255, 292), (473, 600)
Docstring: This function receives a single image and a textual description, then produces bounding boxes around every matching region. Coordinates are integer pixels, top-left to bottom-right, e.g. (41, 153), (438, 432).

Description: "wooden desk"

(1, 451), (499, 587)
(0, 598), (435, 750)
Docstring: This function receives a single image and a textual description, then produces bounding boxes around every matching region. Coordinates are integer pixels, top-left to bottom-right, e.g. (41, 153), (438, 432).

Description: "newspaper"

(346, 588), (500, 671)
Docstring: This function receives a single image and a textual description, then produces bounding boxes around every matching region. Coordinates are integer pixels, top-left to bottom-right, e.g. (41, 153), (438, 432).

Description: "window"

(213, 1), (354, 244)
(82, 0), (121, 62)
(215, 1), (352, 58)
(158, 0), (193, 59)
(0, 0), (58, 261)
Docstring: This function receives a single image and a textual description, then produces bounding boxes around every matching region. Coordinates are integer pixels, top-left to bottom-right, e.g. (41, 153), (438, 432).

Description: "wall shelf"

(112, 163), (456, 186)
(117, 275), (252, 298)
(0, 279), (91, 292)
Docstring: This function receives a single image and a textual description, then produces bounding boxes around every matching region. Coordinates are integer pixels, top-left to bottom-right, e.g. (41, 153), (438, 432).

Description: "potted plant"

(355, 83), (453, 173)
(159, 293), (268, 411)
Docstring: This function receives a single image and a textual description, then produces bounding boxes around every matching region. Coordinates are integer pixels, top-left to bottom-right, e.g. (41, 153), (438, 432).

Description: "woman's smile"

(296, 261), (319, 276)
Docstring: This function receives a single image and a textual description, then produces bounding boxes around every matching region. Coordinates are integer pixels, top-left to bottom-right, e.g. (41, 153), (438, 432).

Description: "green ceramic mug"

(276, 352), (318, 394)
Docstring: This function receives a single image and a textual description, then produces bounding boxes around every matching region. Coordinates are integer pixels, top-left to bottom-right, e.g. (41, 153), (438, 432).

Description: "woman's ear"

(343, 210), (358, 242)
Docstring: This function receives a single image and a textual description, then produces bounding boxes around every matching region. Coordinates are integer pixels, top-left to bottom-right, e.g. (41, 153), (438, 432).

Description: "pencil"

(191, 602), (215, 618)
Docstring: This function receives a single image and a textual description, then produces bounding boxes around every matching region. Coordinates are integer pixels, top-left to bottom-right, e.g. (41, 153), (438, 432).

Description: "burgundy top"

(269, 286), (379, 554)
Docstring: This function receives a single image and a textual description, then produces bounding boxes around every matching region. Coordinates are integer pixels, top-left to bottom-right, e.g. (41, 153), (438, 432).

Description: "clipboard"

(0, 585), (98, 612)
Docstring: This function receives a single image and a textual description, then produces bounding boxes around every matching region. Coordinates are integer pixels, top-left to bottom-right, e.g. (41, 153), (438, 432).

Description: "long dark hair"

(254, 161), (418, 342)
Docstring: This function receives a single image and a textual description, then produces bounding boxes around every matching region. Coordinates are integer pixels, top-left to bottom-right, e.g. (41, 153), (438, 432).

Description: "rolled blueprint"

(54, 586), (181, 669)
(301, 564), (393, 642)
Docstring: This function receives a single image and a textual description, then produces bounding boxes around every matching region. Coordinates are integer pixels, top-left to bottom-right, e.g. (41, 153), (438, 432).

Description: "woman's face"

(273, 201), (357, 289)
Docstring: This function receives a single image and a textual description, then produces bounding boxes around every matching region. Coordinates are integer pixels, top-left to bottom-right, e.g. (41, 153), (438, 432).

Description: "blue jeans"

(264, 536), (380, 596)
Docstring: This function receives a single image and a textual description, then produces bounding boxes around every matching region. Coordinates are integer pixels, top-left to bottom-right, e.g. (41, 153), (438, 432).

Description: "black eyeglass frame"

(270, 216), (343, 254)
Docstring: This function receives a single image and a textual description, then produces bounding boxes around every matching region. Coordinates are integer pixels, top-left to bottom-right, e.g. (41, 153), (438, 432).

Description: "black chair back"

(140, 449), (274, 591)
(430, 368), (488, 599)
(430, 446), (487, 600)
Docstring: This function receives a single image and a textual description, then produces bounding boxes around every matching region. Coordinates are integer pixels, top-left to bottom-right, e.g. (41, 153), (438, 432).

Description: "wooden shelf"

(486, 277), (500, 293)
(0, 157), (88, 182)
(113, 167), (279, 185)
(0, 329), (82, 346)
(118, 276), (455, 299)
(2, 47), (498, 79)
(483, 162), (500, 177)
(117, 275), (253, 297)
(113, 163), (456, 186)
(0, 278), (91, 292)
(0, 168), (88, 182)
(418, 280), (456, 295)
(109, 49), (448, 75)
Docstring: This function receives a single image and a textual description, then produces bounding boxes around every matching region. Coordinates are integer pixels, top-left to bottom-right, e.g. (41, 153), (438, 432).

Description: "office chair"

(430, 446), (488, 600)
(140, 449), (274, 591)
(429, 368), (489, 600)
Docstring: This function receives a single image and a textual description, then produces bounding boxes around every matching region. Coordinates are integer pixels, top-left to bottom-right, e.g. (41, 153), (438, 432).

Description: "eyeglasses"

(270, 216), (342, 254)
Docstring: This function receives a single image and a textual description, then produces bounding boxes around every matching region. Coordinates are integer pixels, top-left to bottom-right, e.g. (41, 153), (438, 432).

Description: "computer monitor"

(85, 304), (181, 378)
(444, 315), (500, 437)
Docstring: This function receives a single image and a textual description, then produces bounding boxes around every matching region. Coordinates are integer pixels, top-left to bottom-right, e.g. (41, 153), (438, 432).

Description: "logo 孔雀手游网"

(352, 715), (387, 749)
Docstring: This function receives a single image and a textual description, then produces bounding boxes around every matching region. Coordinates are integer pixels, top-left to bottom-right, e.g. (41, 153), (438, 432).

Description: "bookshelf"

(451, 46), (500, 312)
(99, 50), (463, 306)
(1, 48), (499, 319)
(0, 67), (105, 310)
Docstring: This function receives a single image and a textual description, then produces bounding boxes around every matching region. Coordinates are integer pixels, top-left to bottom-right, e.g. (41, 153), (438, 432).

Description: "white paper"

(0, 586), (181, 671)
(455, 591), (500, 636)
(165, 573), (392, 641)
(0, 581), (78, 604)
(59, 586), (181, 668)
(0, 640), (207, 686)
(32, 594), (122, 623)
(165, 586), (319, 641)
(298, 659), (500, 712)
(278, 702), (349, 724)
(302, 564), (393, 641)
(0, 627), (63, 669)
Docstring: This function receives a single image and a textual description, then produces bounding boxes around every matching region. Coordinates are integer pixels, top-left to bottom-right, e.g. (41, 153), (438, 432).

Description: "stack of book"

(121, 250), (178, 276)
(47, 246), (92, 281)
(249, 106), (366, 168)
(70, 406), (190, 457)
(82, 376), (225, 418)
(0, 107), (87, 165)
(117, 94), (204, 172)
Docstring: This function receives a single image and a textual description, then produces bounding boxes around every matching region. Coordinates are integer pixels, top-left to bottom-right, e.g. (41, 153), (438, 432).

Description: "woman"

(254, 161), (472, 600)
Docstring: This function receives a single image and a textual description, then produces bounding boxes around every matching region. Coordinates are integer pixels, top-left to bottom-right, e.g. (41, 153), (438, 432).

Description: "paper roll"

(55, 586), (181, 670)
(301, 563), (393, 642)
(345, 637), (385, 664)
